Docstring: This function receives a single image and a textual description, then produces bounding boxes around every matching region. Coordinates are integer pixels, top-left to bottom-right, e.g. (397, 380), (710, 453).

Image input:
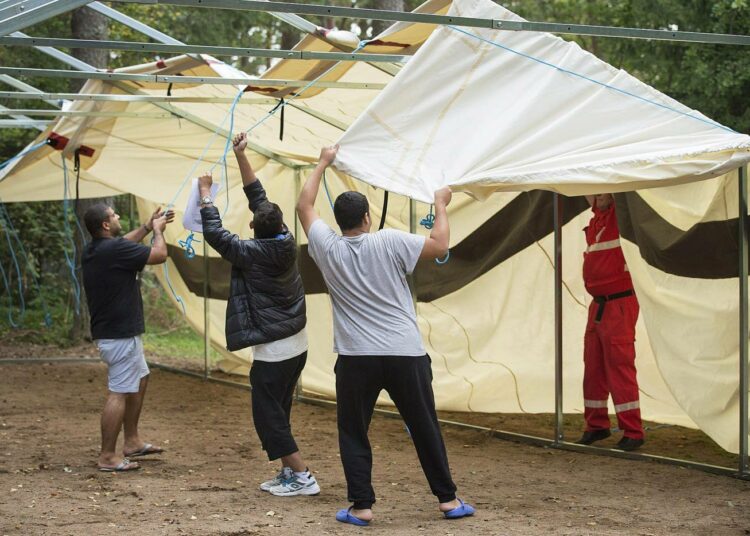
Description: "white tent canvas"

(335, 0), (750, 203)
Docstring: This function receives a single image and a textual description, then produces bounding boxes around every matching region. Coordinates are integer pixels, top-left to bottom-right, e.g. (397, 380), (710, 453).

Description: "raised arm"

(419, 187), (452, 260)
(296, 144), (338, 237)
(233, 132), (258, 187)
(146, 214), (168, 265)
(198, 171), (253, 268)
(123, 205), (174, 243)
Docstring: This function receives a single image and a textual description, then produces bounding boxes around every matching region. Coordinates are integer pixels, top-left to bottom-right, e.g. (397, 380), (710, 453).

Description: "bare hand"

(152, 214), (167, 233)
(146, 206), (173, 231)
(319, 144), (339, 167)
(198, 172), (213, 192)
(434, 187), (452, 208)
(162, 209), (175, 225)
(233, 132), (247, 153)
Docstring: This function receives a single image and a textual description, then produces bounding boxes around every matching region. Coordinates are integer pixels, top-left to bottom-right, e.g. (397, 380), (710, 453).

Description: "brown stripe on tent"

(413, 192), (589, 301)
(167, 191), (590, 301)
(616, 192), (743, 279)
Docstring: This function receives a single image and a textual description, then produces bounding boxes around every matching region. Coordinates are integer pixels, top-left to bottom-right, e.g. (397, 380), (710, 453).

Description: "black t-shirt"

(82, 237), (151, 340)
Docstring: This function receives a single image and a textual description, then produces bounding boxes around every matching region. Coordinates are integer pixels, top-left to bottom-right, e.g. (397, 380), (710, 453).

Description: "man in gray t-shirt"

(298, 145), (475, 527)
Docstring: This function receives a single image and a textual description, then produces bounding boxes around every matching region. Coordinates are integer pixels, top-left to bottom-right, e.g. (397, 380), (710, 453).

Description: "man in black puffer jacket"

(198, 132), (319, 497)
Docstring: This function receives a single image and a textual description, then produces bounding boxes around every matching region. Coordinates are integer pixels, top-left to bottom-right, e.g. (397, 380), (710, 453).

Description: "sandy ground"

(1, 359), (750, 536)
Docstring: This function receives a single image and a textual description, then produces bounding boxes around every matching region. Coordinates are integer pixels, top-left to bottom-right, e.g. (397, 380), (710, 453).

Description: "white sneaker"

(269, 471), (320, 496)
(260, 467), (292, 492)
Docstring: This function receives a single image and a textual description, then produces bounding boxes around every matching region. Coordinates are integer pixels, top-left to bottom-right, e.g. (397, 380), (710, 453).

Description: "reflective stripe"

(584, 399), (608, 408)
(614, 400), (640, 412)
(586, 238), (621, 253)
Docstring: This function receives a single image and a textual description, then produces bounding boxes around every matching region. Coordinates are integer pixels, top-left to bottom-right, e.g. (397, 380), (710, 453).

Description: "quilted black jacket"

(200, 181), (306, 351)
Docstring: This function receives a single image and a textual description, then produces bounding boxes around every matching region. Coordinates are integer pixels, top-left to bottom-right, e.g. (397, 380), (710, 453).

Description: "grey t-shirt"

(308, 219), (426, 356)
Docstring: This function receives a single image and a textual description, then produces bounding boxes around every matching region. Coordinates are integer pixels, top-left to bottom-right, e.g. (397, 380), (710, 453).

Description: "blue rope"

(0, 140), (48, 173)
(419, 205), (450, 265)
(162, 262), (186, 316)
(0, 201), (52, 327)
(166, 87), (243, 210)
(177, 232), (200, 259)
(0, 256), (20, 327)
(322, 169), (335, 212)
(448, 26), (736, 134)
(60, 155), (81, 315)
(420, 206), (435, 230)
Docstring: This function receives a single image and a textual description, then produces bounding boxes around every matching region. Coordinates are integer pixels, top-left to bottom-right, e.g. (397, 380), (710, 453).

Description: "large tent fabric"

(335, 0), (750, 203)
(0, 0), (748, 453)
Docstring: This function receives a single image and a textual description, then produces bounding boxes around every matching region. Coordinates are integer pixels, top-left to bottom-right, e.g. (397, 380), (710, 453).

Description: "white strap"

(586, 238), (621, 253)
(614, 400), (640, 412)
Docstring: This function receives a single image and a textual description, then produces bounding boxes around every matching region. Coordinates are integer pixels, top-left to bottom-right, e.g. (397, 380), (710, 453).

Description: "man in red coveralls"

(577, 193), (644, 451)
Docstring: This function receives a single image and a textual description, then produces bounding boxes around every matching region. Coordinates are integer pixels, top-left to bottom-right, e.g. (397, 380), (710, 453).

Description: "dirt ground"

(1, 354), (750, 535)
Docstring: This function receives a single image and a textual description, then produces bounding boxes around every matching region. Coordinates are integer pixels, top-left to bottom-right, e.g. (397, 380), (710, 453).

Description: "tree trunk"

(371, 0), (403, 38)
(68, 7), (110, 343)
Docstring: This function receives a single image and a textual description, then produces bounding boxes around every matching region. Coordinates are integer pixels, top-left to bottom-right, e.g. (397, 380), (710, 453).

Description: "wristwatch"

(199, 195), (213, 206)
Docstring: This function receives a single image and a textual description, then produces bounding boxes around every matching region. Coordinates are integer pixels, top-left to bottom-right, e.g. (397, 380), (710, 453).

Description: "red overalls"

(582, 203), (644, 440)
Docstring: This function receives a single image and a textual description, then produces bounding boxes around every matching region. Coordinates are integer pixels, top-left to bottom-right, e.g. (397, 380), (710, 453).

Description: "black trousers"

(249, 351), (307, 461)
(335, 354), (457, 509)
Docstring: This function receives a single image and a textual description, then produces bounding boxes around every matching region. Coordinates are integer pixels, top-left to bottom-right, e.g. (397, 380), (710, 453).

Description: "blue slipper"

(443, 499), (475, 519)
(335, 507), (370, 526)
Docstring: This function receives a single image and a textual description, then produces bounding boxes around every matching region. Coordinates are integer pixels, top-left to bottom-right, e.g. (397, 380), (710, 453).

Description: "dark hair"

(84, 203), (111, 238)
(333, 191), (369, 231)
(253, 202), (284, 239)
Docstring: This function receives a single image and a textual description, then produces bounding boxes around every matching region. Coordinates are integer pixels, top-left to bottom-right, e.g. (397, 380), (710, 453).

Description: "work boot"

(616, 436), (644, 451)
(575, 429), (611, 445)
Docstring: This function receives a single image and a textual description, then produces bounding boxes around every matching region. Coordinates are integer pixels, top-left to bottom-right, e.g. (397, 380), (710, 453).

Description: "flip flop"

(98, 459), (140, 472)
(443, 499), (475, 519)
(335, 507), (370, 526)
(124, 443), (164, 457)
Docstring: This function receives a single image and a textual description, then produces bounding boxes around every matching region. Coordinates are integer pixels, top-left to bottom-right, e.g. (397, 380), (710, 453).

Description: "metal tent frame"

(0, 0), (748, 480)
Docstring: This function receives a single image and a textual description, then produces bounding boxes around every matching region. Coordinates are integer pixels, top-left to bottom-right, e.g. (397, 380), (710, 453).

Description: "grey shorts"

(96, 336), (149, 393)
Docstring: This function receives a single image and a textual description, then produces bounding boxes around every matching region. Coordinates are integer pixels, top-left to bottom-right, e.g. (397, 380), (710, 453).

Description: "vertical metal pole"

(739, 165), (749, 475)
(129, 194), (135, 231)
(553, 193), (564, 443)
(409, 198), (418, 305)
(294, 167), (303, 401)
(203, 239), (210, 381)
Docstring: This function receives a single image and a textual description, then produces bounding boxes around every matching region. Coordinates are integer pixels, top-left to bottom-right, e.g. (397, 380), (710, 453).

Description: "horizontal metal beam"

(0, 66), (387, 89)
(0, 108), (175, 118)
(88, 1), (183, 45)
(110, 0), (750, 46)
(0, 75), (63, 106)
(0, 35), (411, 63)
(0, 0), (91, 35)
(6, 33), (304, 170)
(0, 0), (91, 36)
(0, 90), (279, 104)
(10, 31), (96, 71)
(0, 118), (50, 128)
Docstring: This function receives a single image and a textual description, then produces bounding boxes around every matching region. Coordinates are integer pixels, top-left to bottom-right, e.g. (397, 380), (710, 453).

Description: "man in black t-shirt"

(82, 203), (173, 472)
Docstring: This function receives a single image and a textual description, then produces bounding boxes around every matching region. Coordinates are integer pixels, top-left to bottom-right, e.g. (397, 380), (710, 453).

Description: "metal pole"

(294, 166), (303, 401)
(553, 193), (564, 443)
(739, 165), (749, 476)
(203, 239), (210, 381)
(409, 198), (418, 305)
